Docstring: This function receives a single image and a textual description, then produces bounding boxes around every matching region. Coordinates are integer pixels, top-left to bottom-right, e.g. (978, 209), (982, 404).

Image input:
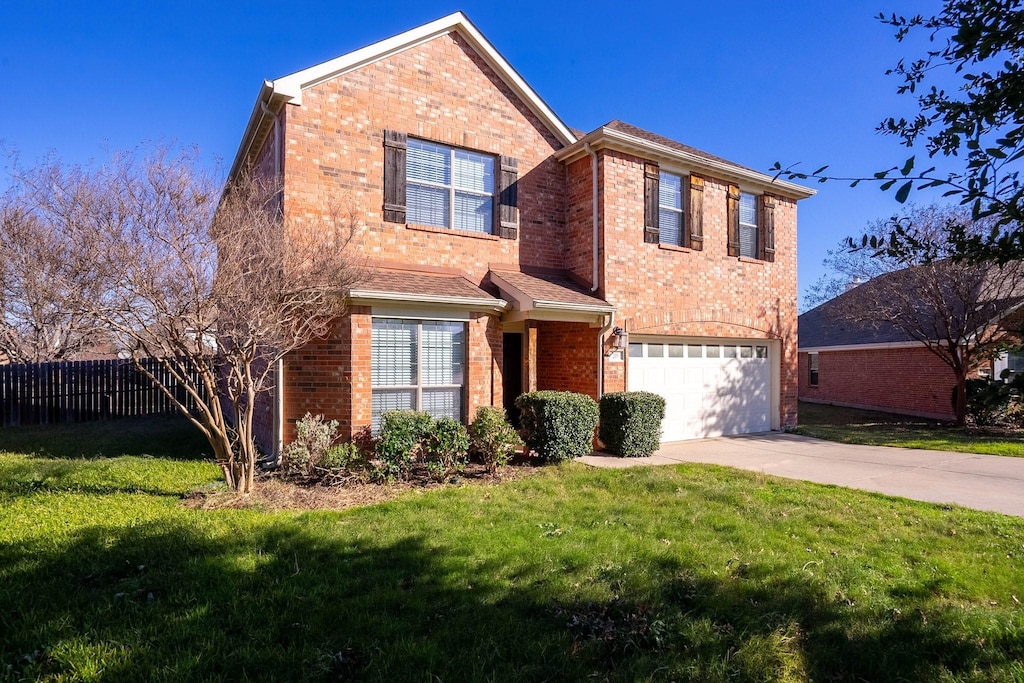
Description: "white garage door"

(628, 339), (771, 442)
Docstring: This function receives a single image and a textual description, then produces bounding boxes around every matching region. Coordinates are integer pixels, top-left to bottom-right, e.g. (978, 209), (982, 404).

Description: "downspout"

(259, 99), (282, 178)
(584, 143), (599, 292)
(261, 99), (284, 461)
(585, 143), (606, 397)
(276, 358), (284, 462)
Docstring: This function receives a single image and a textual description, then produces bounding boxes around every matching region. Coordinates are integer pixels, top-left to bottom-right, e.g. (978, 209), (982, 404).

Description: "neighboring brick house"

(798, 270), (1024, 421)
(227, 13), (814, 453)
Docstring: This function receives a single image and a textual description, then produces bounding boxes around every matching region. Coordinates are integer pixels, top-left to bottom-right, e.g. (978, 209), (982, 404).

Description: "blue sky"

(0, 0), (949, 303)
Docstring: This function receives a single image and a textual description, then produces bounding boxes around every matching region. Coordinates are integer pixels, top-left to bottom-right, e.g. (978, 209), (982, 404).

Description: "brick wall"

(282, 31), (567, 286)
(537, 321), (600, 398)
(596, 149), (800, 428)
(798, 346), (957, 421)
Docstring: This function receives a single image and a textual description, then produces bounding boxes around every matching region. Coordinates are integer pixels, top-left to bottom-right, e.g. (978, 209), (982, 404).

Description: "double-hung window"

(371, 318), (466, 431)
(658, 172), (685, 246)
(739, 191), (759, 258)
(406, 139), (495, 234)
(808, 352), (819, 387)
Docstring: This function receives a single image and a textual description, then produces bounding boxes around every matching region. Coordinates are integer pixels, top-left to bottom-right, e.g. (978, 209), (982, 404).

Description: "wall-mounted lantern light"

(612, 326), (628, 349)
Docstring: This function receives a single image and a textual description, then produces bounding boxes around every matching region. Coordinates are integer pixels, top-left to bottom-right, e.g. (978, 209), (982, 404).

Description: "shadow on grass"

(2, 517), (1017, 682)
(0, 415), (210, 461)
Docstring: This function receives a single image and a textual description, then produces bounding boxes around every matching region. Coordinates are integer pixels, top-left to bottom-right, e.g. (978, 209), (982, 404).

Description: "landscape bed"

(2, 417), (1023, 681)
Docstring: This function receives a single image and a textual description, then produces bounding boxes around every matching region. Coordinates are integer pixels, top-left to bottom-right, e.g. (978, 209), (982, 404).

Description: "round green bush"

(515, 391), (599, 463)
(598, 391), (666, 457)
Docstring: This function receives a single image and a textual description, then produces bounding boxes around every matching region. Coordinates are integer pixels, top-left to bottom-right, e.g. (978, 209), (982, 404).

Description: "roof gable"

(271, 12), (575, 146)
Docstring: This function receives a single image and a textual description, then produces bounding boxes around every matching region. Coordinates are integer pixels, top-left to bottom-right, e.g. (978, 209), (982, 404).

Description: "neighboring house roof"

(556, 120), (815, 201)
(799, 264), (1024, 351)
(229, 11), (577, 179)
(490, 268), (615, 323)
(349, 269), (507, 313)
(799, 276), (920, 350)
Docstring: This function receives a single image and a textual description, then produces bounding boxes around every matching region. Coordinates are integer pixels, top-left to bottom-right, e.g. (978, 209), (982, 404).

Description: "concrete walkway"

(578, 432), (1024, 517)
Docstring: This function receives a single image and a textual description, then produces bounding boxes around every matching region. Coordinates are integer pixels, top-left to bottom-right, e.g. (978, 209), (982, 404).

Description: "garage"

(627, 338), (773, 441)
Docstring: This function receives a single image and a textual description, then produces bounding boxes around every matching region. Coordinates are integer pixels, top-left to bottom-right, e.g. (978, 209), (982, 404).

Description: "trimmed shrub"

(423, 417), (470, 481)
(965, 378), (1014, 426)
(599, 391), (666, 457)
(516, 391), (599, 463)
(282, 413), (339, 477)
(469, 406), (523, 472)
(321, 442), (368, 472)
(373, 410), (434, 481)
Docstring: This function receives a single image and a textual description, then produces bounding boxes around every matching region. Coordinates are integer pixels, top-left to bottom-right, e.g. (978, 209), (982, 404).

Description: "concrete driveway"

(578, 432), (1024, 517)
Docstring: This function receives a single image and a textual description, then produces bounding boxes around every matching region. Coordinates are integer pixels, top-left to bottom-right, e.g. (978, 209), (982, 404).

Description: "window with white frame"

(658, 172), (684, 245)
(371, 318), (466, 431)
(739, 191), (759, 258)
(406, 139), (495, 233)
(808, 352), (819, 387)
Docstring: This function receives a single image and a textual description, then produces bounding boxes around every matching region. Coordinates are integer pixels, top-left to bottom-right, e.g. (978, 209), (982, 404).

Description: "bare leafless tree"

(6, 146), (364, 492)
(0, 189), (110, 363)
(808, 204), (1024, 425)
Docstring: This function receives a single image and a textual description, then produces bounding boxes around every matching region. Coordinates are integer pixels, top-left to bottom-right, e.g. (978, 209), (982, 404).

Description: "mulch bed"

(183, 458), (544, 512)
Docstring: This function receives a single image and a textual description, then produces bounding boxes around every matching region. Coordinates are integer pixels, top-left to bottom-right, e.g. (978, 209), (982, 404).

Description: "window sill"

(406, 222), (501, 241)
(658, 243), (692, 253)
(738, 256), (766, 265)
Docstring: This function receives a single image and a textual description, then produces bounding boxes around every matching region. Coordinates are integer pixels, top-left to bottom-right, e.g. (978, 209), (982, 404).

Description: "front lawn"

(794, 401), (1024, 457)
(2, 418), (1024, 681)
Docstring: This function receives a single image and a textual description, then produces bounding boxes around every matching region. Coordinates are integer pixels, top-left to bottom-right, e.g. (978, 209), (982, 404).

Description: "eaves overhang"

(490, 270), (616, 324)
(348, 289), (508, 314)
(555, 127), (816, 201)
(798, 341), (926, 353)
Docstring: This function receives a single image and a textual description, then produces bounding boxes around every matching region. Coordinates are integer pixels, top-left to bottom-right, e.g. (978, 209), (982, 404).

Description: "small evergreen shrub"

(423, 417), (470, 481)
(282, 413), (339, 477)
(469, 406), (523, 472)
(599, 391), (666, 457)
(516, 391), (599, 463)
(321, 442), (368, 472)
(965, 378), (1014, 426)
(373, 410), (434, 481)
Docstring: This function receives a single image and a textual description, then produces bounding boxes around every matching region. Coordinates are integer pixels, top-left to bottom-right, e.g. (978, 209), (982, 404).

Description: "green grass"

(3, 418), (1024, 681)
(794, 401), (1024, 457)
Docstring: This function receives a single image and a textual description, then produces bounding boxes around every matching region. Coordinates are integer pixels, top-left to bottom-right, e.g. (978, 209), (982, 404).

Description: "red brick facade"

(798, 347), (958, 421)
(237, 15), (809, 450)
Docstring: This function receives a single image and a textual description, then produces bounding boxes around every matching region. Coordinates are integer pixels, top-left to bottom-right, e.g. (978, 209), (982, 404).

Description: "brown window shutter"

(727, 184), (741, 257)
(382, 130), (407, 223)
(761, 195), (776, 262)
(644, 162), (660, 243)
(498, 155), (519, 239)
(687, 175), (704, 250)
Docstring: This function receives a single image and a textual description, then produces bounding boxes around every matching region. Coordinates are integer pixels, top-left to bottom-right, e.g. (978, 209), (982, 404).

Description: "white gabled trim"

(798, 341), (927, 353)
(269, 12), (575, 146)
(556, 127), (815, 201)
(349, 289), (507, 314)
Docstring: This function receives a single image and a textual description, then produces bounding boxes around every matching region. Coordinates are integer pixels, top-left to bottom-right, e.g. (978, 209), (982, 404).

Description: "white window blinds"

(406, 139), (495, 233)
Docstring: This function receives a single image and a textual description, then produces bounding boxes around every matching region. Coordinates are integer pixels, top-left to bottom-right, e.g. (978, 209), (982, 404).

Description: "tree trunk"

(953, 371), (968, 427)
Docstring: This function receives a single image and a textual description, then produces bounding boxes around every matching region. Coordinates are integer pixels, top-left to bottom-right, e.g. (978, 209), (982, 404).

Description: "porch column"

(523, 320), (538, 393)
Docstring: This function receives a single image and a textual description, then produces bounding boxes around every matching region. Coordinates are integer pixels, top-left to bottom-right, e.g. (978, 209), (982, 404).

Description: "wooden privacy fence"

(0, 358), (207, 427)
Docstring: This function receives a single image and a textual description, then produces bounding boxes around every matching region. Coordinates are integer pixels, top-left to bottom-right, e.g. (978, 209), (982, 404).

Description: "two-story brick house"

(227, 12), (814, 453)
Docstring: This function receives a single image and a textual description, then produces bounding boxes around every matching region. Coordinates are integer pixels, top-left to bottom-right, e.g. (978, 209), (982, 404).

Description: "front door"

(502, 332), (523, 427)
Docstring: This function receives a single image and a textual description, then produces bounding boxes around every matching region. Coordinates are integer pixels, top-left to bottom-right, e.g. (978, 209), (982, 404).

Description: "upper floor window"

(658, 172), (684, 246)
(727, 187), (775, 262)
(738, 192), (759, 258)
(383, 131), (518, 238)
(406, 139), (495, 234)
(643, 162), (704, 250)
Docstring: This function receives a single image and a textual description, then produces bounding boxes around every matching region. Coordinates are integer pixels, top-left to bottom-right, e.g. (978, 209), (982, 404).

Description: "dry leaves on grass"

(183, 461), (542, 512)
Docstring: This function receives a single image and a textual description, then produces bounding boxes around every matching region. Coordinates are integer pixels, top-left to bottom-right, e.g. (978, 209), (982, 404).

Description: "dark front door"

(502, 332), (523, 427)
